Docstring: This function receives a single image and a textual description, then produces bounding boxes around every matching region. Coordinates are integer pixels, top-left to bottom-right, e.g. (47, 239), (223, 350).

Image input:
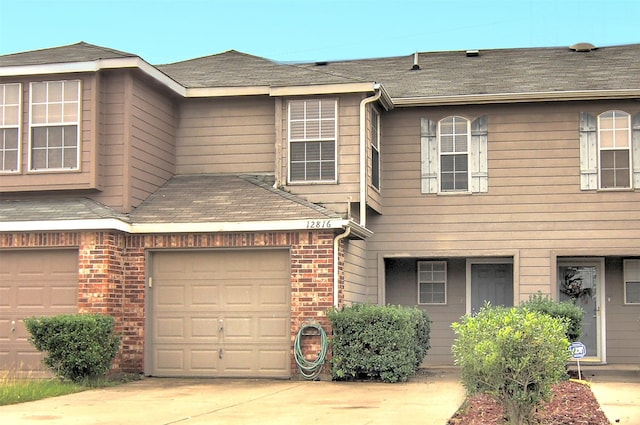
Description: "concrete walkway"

(0, 369), (465, 425)
(580, 365), (640, 425)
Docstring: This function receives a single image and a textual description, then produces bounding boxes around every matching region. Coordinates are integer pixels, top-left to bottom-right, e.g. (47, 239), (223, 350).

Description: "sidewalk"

(577, 365), (640, 425)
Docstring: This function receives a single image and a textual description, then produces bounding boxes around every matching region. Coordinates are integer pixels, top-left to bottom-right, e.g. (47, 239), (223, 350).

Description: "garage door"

(0, 250), (78, 372)
(148, 249), (291, 378)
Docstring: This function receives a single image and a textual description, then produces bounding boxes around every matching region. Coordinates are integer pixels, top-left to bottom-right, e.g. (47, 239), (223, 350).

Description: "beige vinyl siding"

(282, 94), (363, 216)
(0, 74), (98, 192)
(604, 258), (640, 363)
(176, 97), (276, 175)
(343, 239), (372, 304)
(128, 74), (177, 210)
(369, 101), (640, 364)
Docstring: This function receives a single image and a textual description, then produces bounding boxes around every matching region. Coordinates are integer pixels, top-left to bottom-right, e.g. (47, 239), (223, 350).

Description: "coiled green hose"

(294, 323), (328, 380)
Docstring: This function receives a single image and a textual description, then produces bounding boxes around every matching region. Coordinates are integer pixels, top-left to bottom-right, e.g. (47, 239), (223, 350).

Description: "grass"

(0, 370), (141, 406)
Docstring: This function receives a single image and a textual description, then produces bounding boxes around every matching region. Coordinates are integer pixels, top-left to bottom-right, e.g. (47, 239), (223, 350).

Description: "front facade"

(1, 42), (639, 376)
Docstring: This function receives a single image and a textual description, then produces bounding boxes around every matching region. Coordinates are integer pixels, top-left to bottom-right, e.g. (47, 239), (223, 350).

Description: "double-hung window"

(288, 99), (337, 183)
(580, 110), (640, 190)
(420, 115), (488, 194)
(418, 261), (447, 304)
(624, 259), (640, 304)
(29, 80), (81, 171)
(439, 116), (469, 192)
(0, 83), (21, 173)
(371, 108), (380, 190)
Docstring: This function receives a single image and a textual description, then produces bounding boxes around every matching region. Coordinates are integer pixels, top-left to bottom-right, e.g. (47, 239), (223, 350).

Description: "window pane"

(320, 141), (335, 160)
(306, 162), (320, 180)
(454, 155), (468, 172)
(48, 82), (63, 102)
(290, 121), (305, 140)
(63, 125), (76, 147)
(290, 163), (305, 180)
(63, 147), (77, 168)
(48, 127), (63, 147)
(32, 149), (46, 169)
(305, 120), (320, 139)
(600, 130), (614, 148)
(626, 282), (640, 304)
(306, 141), (320, 160)
(455, 134), (468, 153)
(31, 83), (46, 103)
(441, 135), (454, 153)
(32, 104), (47, 124)
(63, 102), (78, 122)
(600, 150), (630, 188)
(4, 105), (19, 125)
(290, 142), (305, 161)
(440, 118), (454, 134)
(441, 155), (454, 172)
(289, 101), (304, 120)
(320, 161), (335, 180)
(320, 119), (335, 138)
(614, 130), (629, 148)
(64, 80), (79, 101)
(32, 127), (47, 148)
(320, 100), (335, 119)
(49, 147), (62, 168)
(306, 101), (320, 119)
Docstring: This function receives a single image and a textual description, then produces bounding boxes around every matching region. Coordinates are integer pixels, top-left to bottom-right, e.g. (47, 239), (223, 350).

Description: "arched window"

(597, 110), (631, 189)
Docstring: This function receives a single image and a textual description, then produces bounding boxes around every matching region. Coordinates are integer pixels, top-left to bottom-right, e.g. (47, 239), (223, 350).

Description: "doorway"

(558, 259), (605, 362)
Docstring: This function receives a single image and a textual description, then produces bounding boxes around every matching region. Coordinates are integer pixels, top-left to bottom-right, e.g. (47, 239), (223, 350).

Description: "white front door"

(558, 259), (606, 362)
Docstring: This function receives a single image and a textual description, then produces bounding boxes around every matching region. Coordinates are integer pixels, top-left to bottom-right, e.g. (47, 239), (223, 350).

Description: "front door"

(558, 260), (605, 361)
(469, 262), (514, 314)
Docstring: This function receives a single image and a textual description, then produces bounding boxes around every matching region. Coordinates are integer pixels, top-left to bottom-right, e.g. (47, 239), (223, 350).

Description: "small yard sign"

(569, 341), (587, 380)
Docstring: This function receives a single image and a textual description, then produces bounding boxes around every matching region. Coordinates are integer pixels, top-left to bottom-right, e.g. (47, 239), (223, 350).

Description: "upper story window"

(420, 115), (488, 194)
(624, 259), (640, 304)
(371, 108), (380, 190)
(580, 111), (640, 190)
(29, 80), (81, 171)
(288, 99), (337, 183)
(439, 116), (469, 192)
(0, 83), (21, 173)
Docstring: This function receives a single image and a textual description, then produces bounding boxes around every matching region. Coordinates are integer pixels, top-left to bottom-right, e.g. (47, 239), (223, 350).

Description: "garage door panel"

(150, 249), (290, 377)
(0, 250), (78, 372)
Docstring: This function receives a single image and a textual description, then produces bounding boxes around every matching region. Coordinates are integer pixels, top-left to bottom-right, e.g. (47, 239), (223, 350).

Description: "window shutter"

(470, 115), (488, 193)
(420, 118), (437, 193)
(633, 113), (640, 188)
(579, 112), (597, 190)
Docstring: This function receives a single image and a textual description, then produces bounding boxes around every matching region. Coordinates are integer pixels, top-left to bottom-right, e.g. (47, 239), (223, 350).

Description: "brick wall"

(1, 229), (344, 376)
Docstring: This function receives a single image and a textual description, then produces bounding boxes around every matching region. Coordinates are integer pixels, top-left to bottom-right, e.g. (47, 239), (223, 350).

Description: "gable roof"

(0, 42), (137, 67)
(157, 50), (365, 88)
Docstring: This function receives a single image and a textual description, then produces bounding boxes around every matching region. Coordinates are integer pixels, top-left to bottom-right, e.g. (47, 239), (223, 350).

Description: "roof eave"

(392, 89), (640, 106)
(0, 57), (186, 97)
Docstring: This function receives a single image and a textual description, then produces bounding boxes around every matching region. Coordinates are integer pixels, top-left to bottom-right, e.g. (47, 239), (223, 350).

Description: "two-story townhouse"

(1, 42), (639, 377)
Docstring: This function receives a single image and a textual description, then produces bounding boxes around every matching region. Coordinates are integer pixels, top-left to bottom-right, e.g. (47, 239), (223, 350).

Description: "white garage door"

(0, 250), (78, 372)
(148, 249), (291, 378)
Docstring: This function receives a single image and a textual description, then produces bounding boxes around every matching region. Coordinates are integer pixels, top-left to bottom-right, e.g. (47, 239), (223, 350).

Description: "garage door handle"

(219, 348), (224, 359)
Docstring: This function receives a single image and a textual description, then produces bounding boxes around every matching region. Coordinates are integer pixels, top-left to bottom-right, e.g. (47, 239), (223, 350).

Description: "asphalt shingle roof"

(0, 197), (130, 222)
(129, 175), (341, 224)
(0, 42), (136, 67)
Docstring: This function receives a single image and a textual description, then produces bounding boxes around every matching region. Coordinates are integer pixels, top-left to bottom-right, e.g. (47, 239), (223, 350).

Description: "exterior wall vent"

(570, 42), (596, 52)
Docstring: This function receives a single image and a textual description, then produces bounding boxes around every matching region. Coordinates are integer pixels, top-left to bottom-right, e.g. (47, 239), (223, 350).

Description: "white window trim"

(438, 116), (471, 194)
(371, 107), (381, 191)
(417, 260), (447, 305)
(287, 98), (338, 184)
(0, 83), (22, 174)
(623, 259), (640, 305)
(597, 110), (632, 189)
(28, 80), (81, 172)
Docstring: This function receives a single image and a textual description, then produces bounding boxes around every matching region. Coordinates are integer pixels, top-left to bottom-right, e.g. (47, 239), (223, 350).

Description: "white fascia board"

(1, 57), (186, 97)
(1, 219), (131, 233)
(0, 218), (371, 235)
(393, 89), (640, 107)
(269, 82), (377, 96)
(185, 86), (271, 97)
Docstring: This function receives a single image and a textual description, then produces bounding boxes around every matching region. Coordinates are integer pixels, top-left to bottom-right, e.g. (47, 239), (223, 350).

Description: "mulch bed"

(447, 380), (611, 425)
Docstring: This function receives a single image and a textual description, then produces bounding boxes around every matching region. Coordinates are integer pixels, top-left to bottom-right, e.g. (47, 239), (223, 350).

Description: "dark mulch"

(447, 380), (611, 425)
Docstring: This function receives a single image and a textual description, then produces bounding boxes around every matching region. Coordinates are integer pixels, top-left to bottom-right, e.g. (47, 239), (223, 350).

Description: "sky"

(0, 0), (639, 65)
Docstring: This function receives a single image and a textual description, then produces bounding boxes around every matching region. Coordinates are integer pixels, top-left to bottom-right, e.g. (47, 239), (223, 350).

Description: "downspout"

(333, 226), (351, 308)
(359, 85), (382, 228)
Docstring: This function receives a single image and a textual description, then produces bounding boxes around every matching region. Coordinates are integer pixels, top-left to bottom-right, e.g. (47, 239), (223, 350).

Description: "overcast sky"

(1, 0), (638, 64)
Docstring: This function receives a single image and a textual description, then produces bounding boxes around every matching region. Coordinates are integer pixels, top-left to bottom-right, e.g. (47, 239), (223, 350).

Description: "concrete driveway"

(0, 369), (465, 425)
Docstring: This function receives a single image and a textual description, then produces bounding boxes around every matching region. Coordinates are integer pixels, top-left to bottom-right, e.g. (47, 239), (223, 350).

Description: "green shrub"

(452, 306), (570, 424)
(520, 292), (584, 341)
(328, 304), (430, 383)
(25, 314), (120, 382)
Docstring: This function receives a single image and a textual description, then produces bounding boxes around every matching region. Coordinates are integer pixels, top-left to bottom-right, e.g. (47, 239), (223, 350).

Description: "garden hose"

(294, 323), (328, 380)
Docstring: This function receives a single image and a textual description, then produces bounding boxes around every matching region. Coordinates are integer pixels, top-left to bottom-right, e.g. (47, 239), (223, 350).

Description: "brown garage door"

(148, 249), (291, 378)
(0, 249), (78, 372)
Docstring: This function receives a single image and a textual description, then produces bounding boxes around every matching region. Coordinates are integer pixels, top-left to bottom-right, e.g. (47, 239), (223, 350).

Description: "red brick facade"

(1, 229), (343, 376)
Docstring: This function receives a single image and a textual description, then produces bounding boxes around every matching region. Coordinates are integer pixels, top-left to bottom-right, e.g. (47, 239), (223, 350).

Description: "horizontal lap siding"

(176, 97), (275, 175)
(343, 239), (371, 305)
(370, 101), (640, 364)
(129, 76), (177, 210)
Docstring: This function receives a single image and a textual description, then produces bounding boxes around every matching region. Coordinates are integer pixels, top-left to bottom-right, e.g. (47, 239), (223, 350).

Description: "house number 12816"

(306, 220), (332, 229)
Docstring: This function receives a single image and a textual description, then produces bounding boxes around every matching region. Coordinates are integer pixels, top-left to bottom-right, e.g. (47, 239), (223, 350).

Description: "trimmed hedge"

(520, 292), (584, 342)
(328, 304), (430, 383)
(25, 314), (120, 382)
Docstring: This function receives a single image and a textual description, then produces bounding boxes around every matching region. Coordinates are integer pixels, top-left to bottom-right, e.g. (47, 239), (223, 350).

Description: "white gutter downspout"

(333, 226), (351, 308)
(359, 85), (382, 228)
